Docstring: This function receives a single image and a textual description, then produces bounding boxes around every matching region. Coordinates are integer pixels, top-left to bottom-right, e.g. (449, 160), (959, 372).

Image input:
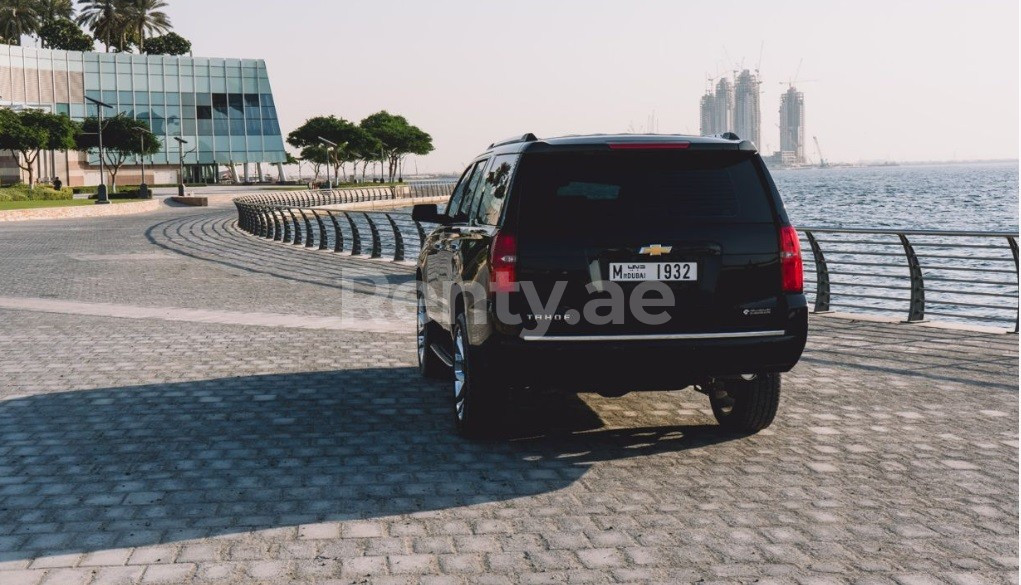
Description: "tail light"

(490, 231), (518, 293)
(779, 225), (804, 293)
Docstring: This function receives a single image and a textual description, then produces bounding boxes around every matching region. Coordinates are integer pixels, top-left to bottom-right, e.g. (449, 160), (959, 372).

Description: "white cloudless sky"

(163, 0), (1017, 172)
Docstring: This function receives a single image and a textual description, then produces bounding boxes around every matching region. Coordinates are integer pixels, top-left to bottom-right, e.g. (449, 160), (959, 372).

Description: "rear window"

(514, 150), (774, 233)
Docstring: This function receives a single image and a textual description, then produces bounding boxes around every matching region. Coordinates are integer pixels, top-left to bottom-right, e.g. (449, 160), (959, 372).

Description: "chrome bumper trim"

(520, 330), (787, 342)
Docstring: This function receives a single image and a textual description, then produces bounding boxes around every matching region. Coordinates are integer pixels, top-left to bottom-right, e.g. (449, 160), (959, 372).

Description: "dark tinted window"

(445, 163), (476, 216)
(473, 154), (517, 225)
(515, 151), (773, 233)
(452, 159), (488, 219)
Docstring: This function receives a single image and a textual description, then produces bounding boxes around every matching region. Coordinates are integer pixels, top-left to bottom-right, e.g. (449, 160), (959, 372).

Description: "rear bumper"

(478, 310), (808, 392)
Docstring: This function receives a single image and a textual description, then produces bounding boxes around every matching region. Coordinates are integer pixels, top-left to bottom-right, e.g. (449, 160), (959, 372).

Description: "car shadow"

(0, 367), (737, 560)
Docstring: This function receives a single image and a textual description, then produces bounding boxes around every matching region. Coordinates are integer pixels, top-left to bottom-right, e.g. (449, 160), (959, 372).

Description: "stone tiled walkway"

(0, 207), (1017, 585)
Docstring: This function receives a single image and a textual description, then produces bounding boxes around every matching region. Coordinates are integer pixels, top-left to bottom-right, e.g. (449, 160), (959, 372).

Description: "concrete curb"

(0, 198), (163, 222)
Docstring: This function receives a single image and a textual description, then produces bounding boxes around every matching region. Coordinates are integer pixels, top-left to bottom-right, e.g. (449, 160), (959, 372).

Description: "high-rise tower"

(699, 91), (716, 136)
(779, 86), (805, 163)
(733, 69), (761, 147)
(712, 78), (733, 135)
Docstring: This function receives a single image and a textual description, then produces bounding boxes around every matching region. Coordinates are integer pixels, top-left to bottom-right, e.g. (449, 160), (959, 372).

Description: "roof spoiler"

(712, 132), (757, 152)
(489, 133), (538, 149)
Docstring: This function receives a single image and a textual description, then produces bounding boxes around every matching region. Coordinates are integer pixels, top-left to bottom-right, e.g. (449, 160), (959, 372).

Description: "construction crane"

(813, 136), (828, 168)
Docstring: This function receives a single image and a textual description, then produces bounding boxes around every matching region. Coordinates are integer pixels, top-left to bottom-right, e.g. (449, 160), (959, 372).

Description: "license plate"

(609, 262), (697, 281)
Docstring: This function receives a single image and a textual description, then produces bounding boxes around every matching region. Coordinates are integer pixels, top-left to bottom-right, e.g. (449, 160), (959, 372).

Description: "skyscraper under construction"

(779, 86), (806, 164)
(733, 70), (761, 148)
(698, 70), (760, 149)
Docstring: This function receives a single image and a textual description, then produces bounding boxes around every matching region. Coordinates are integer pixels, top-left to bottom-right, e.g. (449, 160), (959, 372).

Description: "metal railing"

(233, 182), (456, 263)
(799, 227), (1019, 331)
(232, 190), (1019, 331)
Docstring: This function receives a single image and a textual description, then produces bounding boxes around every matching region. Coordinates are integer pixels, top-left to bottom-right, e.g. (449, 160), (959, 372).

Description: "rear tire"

(417, 288), (448, 379)
(709, 373), (780, 433)
(452, 311), (508, 438)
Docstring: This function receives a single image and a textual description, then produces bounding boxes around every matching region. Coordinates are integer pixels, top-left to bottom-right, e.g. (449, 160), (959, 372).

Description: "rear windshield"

(513, 150), (774, 233)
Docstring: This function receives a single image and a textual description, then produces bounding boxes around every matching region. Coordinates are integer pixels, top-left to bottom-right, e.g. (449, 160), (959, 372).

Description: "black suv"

(413, 134), (807, 437)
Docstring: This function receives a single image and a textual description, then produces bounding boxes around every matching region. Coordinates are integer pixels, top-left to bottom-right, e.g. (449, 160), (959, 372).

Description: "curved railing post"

(280, 208), (291, 242)
(898, 233), (925, 322)
(300, 209), (315, 248)
(1009, 235), (1018, 333)
(272, 208), (284, 241)
(364, 213), (382, 258)
(344, 212), (362, 256)
(385, 213), (405, 262)
(288, 209), (302, 245)
(804, 230), (830, 312)
(312, 210), (329, 250)
(326, 210), (344, 252)
(416, 221), (427, 249)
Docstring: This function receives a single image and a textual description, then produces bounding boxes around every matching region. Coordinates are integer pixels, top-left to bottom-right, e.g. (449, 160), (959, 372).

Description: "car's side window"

(473, 154), (518, 226)
(445, 164), (475, 217)
(452, 159), (488, 221)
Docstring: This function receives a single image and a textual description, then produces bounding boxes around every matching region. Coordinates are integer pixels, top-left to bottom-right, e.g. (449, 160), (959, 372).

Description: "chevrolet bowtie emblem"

(638, 244), (672, 256)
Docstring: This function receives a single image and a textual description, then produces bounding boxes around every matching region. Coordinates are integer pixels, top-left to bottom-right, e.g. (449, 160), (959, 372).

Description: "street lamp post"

(85, 96), (113, 205)
(317, 136), (337, 190)
(132, 127), (151, 199)
(174, 137), (188, 197)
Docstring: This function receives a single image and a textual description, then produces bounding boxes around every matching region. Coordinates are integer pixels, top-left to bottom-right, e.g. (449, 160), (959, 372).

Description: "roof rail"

(489, 133), (538, 149)
(714, 132), (740, 140)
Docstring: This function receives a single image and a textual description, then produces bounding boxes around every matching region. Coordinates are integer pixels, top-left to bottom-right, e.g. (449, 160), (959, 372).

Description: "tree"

(38, 18), (94, 50)
(287, 115), (373, 183)
(0, 108), (79, 188)
(359, 111), (434, 182)
(144, 30), (188, 55)
(75, 0), (121, 51)
(119, 0), (168, 52)
(35, 0), (74, 26)
(0, 0), (40, 45)
(76, 114), (160, 192)
(299, 145), (327, 184)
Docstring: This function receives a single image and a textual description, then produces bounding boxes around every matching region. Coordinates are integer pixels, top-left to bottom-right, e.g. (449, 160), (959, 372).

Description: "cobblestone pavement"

(0, 207), (1017, 584)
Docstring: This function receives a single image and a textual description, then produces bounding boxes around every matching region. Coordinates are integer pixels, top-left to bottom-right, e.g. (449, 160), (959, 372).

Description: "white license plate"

(609, 262), (697, 281)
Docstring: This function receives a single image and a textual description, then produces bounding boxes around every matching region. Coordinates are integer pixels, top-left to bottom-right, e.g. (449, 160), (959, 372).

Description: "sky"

(157, 0), (1016, 172)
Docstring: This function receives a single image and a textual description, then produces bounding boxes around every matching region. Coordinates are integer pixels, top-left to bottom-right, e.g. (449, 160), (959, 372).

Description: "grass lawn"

(0, 199), (143, 211)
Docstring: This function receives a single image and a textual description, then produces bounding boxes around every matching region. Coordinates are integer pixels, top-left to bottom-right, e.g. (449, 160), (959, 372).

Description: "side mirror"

(412, 203), (445, 224)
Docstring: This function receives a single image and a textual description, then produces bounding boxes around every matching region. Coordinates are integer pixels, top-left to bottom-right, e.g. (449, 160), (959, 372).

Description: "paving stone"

(0, 205), (1014, 585)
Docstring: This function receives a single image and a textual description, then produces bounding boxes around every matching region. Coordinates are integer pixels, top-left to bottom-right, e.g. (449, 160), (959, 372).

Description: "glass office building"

(0, 45), (287, 186)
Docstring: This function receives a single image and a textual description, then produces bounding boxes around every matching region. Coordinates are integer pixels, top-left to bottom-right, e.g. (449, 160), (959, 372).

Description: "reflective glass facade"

(0, 45), (286, 166)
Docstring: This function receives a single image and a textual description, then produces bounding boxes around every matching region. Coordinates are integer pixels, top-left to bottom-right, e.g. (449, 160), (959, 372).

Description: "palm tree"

(0, 0), (40, 45)
(120, 0), (169, 52)
(76, 0), (121, 51)
(35, 0), (74, 26)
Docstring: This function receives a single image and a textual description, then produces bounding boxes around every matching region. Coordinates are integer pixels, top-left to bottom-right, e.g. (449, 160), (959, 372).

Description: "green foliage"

(35, 0), (73, 26)
(359, 111), (434, 181)
(0, 183), (73, 201)
(287, 115), (380, 180)
(143, 30), (187, 55)
(77, 114), (161, 191)
(76, 0), (169, 52)
(38, 18), (95, 50)
(0, 108), (80, 187)
(0, 0), (40, 44)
